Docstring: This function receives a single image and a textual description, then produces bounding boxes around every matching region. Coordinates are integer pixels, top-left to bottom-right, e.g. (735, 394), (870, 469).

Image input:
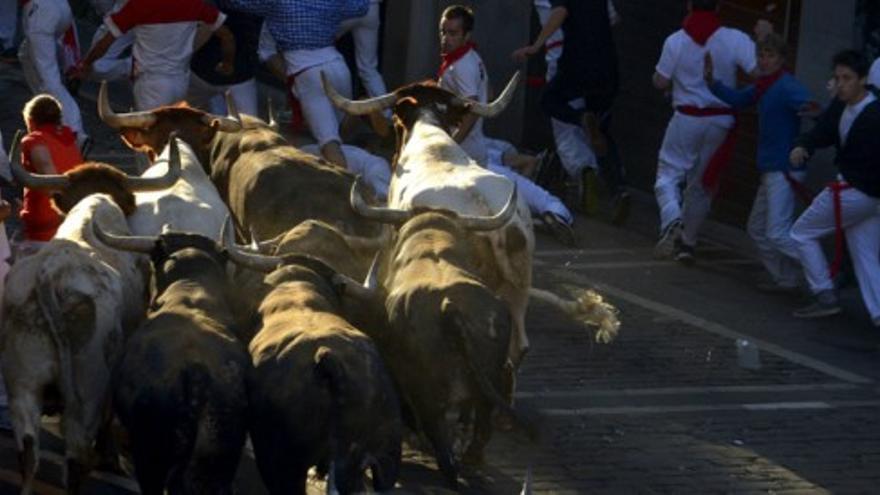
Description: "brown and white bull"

(0, 193), (148, 495)
(94, 82), (379, 241)
(324, 75), (620, 366)
(340, 181), (535, 487)
(92, 227), (251, 495)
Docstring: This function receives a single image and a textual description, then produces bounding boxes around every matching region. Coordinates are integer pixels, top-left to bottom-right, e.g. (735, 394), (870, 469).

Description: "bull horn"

(458, 186), (518, 231)
(92, 218), (156, 253)
(454, 70), (521, 118)
(200, 113), (243, 133)
(9, 129), (71, 189)
(123, 133), (182, 191)
(98, 80), (157, 129)
(267, 97), (280, 131)
(221, 216), (283, 272)
(349, 176), (410, 225)
(331, 253), (381, 302)
(322, 72), (397, 116)
(225, 91), (242, 121)
(520, 467), (533, 495)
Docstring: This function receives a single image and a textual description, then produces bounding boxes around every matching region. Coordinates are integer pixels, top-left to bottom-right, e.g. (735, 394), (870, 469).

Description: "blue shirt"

(710, 73), (812, 172)
(225, 0), (368, 51)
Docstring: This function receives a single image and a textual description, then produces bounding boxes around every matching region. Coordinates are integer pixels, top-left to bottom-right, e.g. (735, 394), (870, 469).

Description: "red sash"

(676, 106), (738, 191)
(783, 172), (815, 204)
(438, 42), (476, 79)
(828, 181), (852, 279)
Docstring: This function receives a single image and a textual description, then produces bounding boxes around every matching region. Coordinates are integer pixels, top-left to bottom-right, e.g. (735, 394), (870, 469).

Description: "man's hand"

(797, 101), (822, 119)
(790, 147), (810, 166)
(703, 52), (714, 84)
(754, 19), (773, 41)
(511, 45), (539, 63)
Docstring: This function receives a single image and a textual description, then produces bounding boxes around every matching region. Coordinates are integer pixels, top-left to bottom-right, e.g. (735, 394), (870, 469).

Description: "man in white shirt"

(84, 0), (134, 83)
(76, 0), (235, 111)
(438, 5), (575, 245)
(652, 0), (766, 263)
(789, 50), (880, 324)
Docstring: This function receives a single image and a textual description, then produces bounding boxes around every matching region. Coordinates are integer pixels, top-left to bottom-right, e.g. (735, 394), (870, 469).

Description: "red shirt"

(109, 0), (222, 34)
(20, 125), (83, 241)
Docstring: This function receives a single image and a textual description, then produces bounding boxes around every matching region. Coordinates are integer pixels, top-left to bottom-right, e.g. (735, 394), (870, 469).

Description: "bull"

(324, 74), (620, 367)
(92, 226), (251, 495)
(220, 227), (402, 495)
(95, 82), (380, 241)
(0, 193), (148, 495)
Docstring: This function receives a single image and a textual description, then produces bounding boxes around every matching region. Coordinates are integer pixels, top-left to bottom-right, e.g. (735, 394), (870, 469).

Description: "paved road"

(2, 57), (879, 494)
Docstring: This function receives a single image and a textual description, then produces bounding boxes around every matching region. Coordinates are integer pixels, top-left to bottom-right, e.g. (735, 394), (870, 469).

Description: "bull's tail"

(313, 347), (351, 489)
(528, 287), (620, 344)
(34, 280), (81, 408)
(442, 302), (539, 442)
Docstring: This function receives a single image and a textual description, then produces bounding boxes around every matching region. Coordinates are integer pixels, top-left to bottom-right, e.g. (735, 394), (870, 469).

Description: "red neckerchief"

(438, 42), (476, 79)
(34, 123), (77, 146)
(682, 11), (722, 46)
(754, 69), (787, 101)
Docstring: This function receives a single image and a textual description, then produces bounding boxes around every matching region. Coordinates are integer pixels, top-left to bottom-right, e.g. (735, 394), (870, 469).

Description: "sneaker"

(541, 212), (576, 247)
(654, 219), (682, 259)
(673, 239), (695, 266)
(582, 112), (608, 157)
(581, 168), (599, 216)
(610, 190), (631, 226)
(792, 297), (842, 319)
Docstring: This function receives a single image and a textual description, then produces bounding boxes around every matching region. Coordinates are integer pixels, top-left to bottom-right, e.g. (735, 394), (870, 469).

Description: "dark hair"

(757, 33), (788, 59)
(690, 0), (719, 12)
(832, 50), (869, 77)
(442, 5), (474, 33)
(23, 94), (63, 127)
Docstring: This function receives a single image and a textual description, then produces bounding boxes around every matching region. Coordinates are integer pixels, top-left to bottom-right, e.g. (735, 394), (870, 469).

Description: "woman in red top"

(18, 94), (83, 243)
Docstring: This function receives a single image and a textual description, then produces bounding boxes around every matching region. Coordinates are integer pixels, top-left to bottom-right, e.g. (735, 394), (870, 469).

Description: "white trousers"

(655, 112), (731, 244)
(133, 71), (190, 111)
(187, 73), (259, 117)
(747, 171), (805, 287)
(337, 2), (387, 99)
(289, 56), (351, 147)
(300, 143), (390, 200)
(791, 185), (880, 318)
(18, 0), (85, 138)
(87, 24), (132, 82)
(0, 0), (16, 50)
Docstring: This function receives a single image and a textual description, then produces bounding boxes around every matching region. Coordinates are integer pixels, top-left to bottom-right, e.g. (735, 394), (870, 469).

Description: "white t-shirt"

(439, 49), (489, 165)
(868, 58), (880, 89)
(839, 92), (877, 145)
(655, 27), (757, 110)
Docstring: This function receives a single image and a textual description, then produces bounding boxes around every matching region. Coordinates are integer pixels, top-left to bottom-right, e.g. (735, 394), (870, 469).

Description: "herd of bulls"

(0, 73), (620, 494)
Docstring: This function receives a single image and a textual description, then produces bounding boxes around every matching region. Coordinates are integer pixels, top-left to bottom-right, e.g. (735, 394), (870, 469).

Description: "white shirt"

(868, 58), (880, 89)
(839, 92), (877, 145)
(655, 27), (757, 110)
(439, 49), (489, 165)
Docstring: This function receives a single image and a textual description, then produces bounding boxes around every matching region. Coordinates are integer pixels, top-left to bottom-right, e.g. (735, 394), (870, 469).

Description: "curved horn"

(455, 70), (521, 118)
(9, 129), (71, 189)
(349, 176), (410, 225)
(221, 216), (283, 272)
(225, 91), (242, 121)
(200, 113), (243, 133)
(458, 186), (518, 231)
(92, 218), (157, 253)
(322, 72), (396, 116)
(122, 133), (182, 191)
(98, 80), (157, 129)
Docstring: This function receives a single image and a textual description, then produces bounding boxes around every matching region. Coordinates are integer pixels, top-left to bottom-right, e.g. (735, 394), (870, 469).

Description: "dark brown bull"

(340, 181), (536, 488)
(221, 232), (402, 495)
(93, 226), (251, 495)
(96, 82), (379, 241)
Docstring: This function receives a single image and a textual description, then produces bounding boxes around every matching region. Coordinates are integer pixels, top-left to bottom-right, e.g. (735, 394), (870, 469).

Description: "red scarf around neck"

(438, 42), (477, 79)
(753, 69), (787, 101)
(682, 11), (722, 46)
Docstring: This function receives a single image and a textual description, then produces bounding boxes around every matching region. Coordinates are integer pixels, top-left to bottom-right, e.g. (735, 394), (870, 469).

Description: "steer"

(94, 82), (380, 241)
(325, 75), (621, 366)
(341, 181), (535, 487)
(93, 226), (250, 495)
(221, 227), (402, 495)
(0, 193), (148, 495)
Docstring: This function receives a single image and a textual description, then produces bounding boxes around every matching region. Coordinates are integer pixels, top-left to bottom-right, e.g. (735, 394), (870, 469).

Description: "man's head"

(440, 5), (474, 55)
(22, 94), (63, 132)
(688, 0), (719, 12)
(832, 50), (869, 104)
(756, 34), (787, 75)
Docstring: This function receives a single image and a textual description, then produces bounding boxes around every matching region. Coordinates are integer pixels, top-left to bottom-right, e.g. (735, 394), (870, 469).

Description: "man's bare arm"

(29, 145), (59, 175)
(511, 6), (568, 62)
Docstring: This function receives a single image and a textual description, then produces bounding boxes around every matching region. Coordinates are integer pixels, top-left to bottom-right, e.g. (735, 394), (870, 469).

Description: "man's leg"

(653, 113), (700, 257)
(790, 188), (840, 316)
(841, 192), (880, 322)
(227, 78), (259, 118)
(294, 59), (352, 168)
(678, 122), (729, 249)
(88, 26), (132, 82)
(488, 163), (574, 245)
(763, 171), (805, 287)
(747, 174), (778, 281)
(351, 2), (388, 99)
(186, 72), (223, 114)
(134, 73), (189, 111)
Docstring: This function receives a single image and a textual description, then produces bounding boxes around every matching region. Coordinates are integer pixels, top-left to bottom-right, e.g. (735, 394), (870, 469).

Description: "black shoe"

(654, 219), (681, 259)
(542, 212), (576, 247)
(673, 239), (695, 266)
(792, 298), (842, 318)
(610, 190), (630, 226)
